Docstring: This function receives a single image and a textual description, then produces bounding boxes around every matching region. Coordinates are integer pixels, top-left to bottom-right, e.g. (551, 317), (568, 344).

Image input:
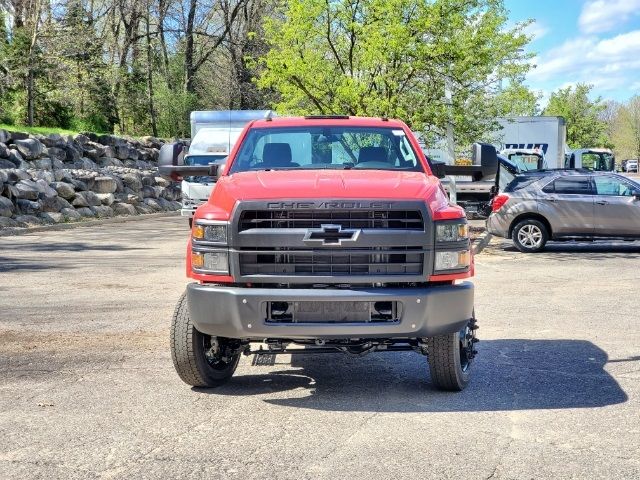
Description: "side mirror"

(159, 142), (185, 165)
(430, 161), (447, 179)
(158, 142), (224, 181)
(158, 142), (185, 181)
(158, 162), (223, 182)
(471, 143), (498, 169)
(471, 143), (499, 179)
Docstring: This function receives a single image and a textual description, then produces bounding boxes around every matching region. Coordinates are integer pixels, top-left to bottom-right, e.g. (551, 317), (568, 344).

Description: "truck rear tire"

(427, 319), (476, 391)
(170, 292), (240, 388)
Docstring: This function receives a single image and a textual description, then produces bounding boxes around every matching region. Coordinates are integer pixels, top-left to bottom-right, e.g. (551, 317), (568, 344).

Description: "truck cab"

(565, 148), (615, 171)
(500, 148), (546, 171)
(161, 116), (477, 392)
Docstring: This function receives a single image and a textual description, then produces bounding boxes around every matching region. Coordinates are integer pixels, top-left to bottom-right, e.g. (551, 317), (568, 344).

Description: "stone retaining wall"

(0, 130), (181, 229)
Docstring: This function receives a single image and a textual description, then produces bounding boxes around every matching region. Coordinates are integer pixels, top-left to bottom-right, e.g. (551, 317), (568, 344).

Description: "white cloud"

(594, 30), (640, 55)
(579, 0), (640, 34)
(528, 30), (640, 93)
(523, 21), (549, 41)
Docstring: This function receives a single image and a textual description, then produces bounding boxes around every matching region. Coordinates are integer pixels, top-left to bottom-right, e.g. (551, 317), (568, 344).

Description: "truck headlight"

(193, 223), (228, 243)
(436, 222), (469, 242)
(434, 250), (471, 272)
(191, 251), (229, 274)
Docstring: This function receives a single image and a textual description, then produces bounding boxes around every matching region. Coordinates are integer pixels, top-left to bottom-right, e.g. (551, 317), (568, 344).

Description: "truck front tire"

(427, 318), (476, 391)
(170, 292), (240, 388)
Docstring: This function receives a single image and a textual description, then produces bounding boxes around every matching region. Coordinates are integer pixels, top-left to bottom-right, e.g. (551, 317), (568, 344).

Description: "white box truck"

(494, 116), (566, 169)
(180, 110), (273, 226)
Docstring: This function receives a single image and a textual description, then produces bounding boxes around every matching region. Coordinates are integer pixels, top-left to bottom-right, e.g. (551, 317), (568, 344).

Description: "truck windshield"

(229, 126), (423, 173)
(508, 154), (543, 171)
(582, 153), (615, 171)
(184, 154), (227, 166)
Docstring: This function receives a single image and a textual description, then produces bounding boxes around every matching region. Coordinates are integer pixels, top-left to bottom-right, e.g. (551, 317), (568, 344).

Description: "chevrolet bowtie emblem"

(303, 224), (361, 246)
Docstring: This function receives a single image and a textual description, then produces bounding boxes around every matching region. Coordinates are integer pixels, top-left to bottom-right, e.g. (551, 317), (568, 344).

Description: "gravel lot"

(1, 216), (639, 479)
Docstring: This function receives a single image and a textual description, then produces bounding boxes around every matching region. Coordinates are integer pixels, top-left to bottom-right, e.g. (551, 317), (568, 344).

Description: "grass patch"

(0, 123), (165, 142)
(0, 123), (80, 136)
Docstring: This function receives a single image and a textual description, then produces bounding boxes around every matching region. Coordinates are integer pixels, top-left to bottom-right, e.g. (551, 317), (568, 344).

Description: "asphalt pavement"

(1, 216), (639, 479)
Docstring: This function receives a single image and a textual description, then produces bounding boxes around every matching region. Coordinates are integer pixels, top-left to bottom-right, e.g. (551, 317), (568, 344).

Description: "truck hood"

(201, 169), (451, 219)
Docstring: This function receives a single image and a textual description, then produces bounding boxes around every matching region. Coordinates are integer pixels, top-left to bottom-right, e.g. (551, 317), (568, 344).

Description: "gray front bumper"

(187, 282), (474, 340)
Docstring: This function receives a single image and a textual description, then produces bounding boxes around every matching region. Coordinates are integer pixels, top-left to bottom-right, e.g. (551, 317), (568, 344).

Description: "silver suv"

(487, 171), (640, 252)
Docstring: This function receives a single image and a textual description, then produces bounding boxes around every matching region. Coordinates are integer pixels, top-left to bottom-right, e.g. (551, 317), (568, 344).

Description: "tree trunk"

(145, 9), (157, 137)
(26, 0), (44, 126)
(184, 0), (197, 94)
(26, 67), (34, 126)
(158, 0), (172, 89)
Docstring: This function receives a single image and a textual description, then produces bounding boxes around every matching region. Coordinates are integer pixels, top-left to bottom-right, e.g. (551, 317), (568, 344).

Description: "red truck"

(160, 115), (477, 391)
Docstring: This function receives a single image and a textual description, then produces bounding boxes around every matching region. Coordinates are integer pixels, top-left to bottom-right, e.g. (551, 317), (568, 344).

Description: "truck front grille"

(239, 247), (423, 276)
(239, 209), (424, 231)
(232, 201), (431, 283)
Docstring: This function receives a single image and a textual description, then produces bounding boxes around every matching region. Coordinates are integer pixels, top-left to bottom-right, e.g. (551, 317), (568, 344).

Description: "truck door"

(592, 175), (640, 237)
(538, 176), (595, 236)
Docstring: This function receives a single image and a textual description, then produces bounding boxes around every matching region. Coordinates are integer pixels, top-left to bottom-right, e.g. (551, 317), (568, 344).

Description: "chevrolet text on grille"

(266, 201), (394, 209)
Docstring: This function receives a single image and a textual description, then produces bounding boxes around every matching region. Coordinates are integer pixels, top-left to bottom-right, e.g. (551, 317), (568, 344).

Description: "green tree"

(0, 4), (45, 126)
(0, 9), (12, 123)
(258, 0), (531, 144)
(610, 96), (640, 160)
(494, 82), (540, 116)
(53, 1), (117, 132)
(543, 83), (611, 148)
(0, 0), (294, 136)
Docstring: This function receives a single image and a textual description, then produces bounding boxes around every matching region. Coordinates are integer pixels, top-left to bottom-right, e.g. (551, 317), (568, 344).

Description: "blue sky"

(505, 0), (640, 105)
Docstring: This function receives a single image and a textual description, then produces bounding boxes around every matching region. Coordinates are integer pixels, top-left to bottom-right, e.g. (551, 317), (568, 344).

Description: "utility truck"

(565, 148), (615, 171)
(159, 115), (478, 392)
(439, 117), (614, 218)
(495, 116), (566, 169)
(179, 110), (272, 226)
(496, 117), (615, 171)
(438, 144), (542, 218)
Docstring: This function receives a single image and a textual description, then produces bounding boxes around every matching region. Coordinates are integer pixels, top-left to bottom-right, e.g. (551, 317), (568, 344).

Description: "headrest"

(358, 146), (387, 163)
(263, 143), (292, 167)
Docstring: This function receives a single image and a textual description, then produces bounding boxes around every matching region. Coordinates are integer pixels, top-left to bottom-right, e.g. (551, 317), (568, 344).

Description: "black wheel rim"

(202, 335), (235, 371)
(458, 318), (477, 372)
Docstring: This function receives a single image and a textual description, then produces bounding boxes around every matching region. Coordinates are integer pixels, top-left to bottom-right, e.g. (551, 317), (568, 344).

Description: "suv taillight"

(491, 194), (510, 212)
